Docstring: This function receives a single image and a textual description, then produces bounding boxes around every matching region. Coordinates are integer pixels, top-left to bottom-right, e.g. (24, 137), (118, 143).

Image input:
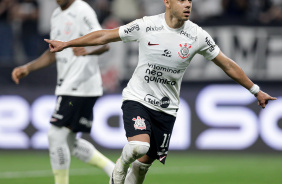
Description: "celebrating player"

(11, 0), (114, 184)
(44, 0), (277, 184)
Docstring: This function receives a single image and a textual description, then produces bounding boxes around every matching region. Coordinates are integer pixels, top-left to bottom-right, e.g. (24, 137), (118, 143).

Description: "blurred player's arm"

(45, 28), (121, 53)
(72, 44), (110, 56)
(212, 51), (277, 108)
(11, 49), (56, 84)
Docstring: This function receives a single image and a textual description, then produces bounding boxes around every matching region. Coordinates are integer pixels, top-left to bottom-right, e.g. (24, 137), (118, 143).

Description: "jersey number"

(160, 133), (171, 148)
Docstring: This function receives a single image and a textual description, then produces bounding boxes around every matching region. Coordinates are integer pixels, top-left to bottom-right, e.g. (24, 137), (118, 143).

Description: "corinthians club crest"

(64, 22), (73, 35)
(132, 116), (146, 130)
(178, 43), (191, 59)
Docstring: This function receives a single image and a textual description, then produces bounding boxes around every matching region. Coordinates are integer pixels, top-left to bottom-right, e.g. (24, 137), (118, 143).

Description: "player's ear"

(164, 0), (171, 9)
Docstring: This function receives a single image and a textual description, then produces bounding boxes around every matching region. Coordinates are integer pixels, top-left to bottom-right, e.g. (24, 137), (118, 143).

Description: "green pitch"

(0, 151), (281, 184)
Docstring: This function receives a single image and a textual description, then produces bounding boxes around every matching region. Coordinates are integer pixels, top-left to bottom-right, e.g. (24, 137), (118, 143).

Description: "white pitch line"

(0, 166), (215, 179)
(0, 169), (102, 179)
(150, 166), (215, 174)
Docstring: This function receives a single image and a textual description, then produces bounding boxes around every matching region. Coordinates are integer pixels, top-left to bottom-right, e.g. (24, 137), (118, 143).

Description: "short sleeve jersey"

(119, 13), (220, 117)
(50, 0), (102, 97)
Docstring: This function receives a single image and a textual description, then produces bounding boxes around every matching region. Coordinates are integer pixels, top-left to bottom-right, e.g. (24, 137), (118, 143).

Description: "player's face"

(167, 0), (192, 21)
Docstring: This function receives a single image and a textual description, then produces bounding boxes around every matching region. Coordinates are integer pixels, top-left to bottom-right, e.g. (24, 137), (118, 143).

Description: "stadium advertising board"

(0, 83), (281, 152)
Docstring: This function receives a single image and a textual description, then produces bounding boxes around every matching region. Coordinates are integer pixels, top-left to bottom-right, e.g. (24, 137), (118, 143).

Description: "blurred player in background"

(44, 0), (277, 183)
(11, 0), (114, 184)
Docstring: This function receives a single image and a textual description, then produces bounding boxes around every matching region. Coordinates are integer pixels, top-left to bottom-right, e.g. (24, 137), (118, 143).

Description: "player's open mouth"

(184, 11), (190, 16)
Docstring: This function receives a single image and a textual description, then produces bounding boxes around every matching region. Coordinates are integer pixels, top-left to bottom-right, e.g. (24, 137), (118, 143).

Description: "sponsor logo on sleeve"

(83, 17), (94, 30)
(124, 23), (140, 34)
(205, 37), (216, 52)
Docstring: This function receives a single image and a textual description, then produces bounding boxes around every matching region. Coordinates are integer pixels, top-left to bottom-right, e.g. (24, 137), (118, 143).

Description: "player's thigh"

(122, 100), (152, 139)
(128, 134), (150, 143)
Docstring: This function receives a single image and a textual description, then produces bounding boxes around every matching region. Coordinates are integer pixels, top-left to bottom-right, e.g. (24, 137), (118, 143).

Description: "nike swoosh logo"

(148, 42), (159, 46)
(159, 156), (166, 161)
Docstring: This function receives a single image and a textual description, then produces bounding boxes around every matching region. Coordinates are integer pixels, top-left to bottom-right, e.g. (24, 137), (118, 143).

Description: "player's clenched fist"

(11, 66), (29, 84)
(72, 47), (88, 56)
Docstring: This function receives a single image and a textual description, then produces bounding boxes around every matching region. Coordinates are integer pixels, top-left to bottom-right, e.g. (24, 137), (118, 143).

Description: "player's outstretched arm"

(11, 49), (56, 84)
(212, 51), (277, 108)
(45, 28), (121, 53)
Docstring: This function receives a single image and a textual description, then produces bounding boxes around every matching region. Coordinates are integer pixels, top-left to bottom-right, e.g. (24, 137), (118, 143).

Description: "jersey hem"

(122, 97), (178, 117)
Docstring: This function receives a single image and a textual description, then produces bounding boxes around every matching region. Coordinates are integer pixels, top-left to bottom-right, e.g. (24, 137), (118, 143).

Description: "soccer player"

(44, 0), (277, 183)
(11, 0), (114, 184)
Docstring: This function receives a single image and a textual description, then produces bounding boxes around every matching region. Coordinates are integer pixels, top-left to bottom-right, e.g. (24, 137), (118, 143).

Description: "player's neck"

(164, 12), (185, 29)
(60, 0), (75, 11)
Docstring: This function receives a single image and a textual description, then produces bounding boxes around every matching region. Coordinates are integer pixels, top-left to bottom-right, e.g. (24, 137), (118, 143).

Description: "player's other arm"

(45, 28), (121, 53)
(72, 44), (110, 56)
(11, 49), (56, 84)
(212, 51), (277, 108)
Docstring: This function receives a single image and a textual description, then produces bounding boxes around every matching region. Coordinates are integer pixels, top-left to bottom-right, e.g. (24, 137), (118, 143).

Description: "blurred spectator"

(190, 0), (223, 24)
(142, 0), (165, 16)
(272, 0), (282, 24)
(37, 0), (57, 48)
(111, 0), (144, 24)
(87, 0), (112, 24)
(249, 0), (282, 25)
(99, 15), (123, 93)
(0, 0), (16, 64)
(12, 0), (41, 61)
(221, 0), (249, 24)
